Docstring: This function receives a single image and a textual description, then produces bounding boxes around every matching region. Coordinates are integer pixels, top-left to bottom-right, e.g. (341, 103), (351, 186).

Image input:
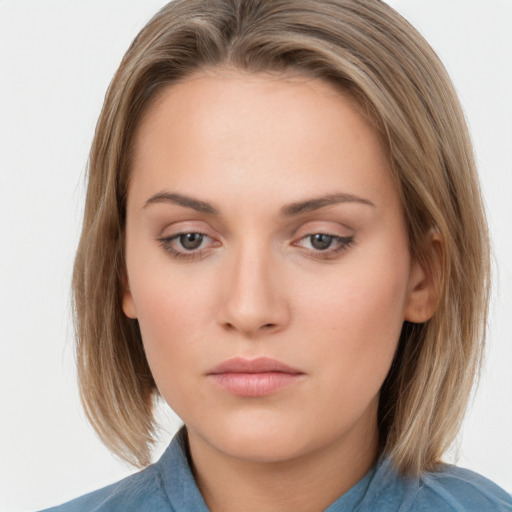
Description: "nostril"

(223, 321), (276, 333)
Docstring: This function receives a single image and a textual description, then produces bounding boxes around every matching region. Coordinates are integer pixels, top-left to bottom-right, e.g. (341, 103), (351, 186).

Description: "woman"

(42, 0), (512, 510)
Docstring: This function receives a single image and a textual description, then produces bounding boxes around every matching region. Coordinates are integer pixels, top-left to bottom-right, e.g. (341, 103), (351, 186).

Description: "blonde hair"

(73, 0), (490, 474)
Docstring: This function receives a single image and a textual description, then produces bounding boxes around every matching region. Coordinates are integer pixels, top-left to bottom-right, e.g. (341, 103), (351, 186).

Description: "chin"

(189, 412), (331, 465)
(217, 432), (308, 464)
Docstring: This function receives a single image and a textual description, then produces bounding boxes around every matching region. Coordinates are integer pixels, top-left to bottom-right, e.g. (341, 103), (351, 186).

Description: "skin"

(123, 68), (437, 512)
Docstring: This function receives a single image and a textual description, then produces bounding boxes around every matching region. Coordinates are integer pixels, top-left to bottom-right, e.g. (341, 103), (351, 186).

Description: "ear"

(404, 229), (443, 323)
(121, 270), (138, 319)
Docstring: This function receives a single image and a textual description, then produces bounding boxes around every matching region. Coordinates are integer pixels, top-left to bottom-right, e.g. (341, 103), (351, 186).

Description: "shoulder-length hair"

(73, 0), (490, 475)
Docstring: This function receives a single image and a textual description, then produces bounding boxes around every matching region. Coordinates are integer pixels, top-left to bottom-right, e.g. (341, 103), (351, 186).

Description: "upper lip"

(208, 357), (304, 375)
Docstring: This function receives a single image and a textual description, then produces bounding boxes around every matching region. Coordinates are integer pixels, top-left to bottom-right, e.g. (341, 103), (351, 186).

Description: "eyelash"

(157, 232), (354, 261)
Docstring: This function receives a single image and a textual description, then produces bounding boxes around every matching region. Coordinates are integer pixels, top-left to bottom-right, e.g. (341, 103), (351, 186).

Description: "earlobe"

(123, 290), (138, 319)
(404, 231), (443, 324)
(121, 272), (138, 319)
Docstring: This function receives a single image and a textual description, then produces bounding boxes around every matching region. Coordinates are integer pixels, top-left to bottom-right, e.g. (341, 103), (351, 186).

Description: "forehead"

(132, 67), (380, 159)
(138, 66), (360, 126)
(128, 68), (396, 214)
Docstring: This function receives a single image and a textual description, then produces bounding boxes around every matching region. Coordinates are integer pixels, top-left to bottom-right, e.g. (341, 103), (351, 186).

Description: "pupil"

(311, 234), (333, 250)
(180, 233), (203, 250)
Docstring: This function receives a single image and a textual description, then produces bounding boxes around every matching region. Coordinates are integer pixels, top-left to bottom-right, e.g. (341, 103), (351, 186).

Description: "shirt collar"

(156, 427), (210, 511)
(155, 426), (390, 512)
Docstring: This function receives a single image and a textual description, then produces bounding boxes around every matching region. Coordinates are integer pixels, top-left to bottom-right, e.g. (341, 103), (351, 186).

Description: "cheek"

(127, 260), (216, 393)
(296, 255), (410, 399)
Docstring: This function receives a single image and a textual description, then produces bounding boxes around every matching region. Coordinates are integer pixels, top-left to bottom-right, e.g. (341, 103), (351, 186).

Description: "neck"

(186, 406), (379, 512)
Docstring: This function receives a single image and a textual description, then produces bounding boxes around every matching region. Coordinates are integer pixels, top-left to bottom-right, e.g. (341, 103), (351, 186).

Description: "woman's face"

(123, 69), (430, 465)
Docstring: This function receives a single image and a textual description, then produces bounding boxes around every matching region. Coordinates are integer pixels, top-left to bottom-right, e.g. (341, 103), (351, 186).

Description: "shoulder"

(37, 427), (206, 512)
(366, 458), (512, 512)
(38, 464), (170, 512)
(414, 464), (512, 511)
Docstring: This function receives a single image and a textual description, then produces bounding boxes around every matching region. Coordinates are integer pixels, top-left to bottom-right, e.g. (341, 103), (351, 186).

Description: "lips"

(207, 357), (305, 397)
(209, 356), (303, 375)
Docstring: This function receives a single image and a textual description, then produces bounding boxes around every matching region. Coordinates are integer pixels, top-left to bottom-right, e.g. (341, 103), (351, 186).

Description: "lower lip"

(208, 372), (303, 397)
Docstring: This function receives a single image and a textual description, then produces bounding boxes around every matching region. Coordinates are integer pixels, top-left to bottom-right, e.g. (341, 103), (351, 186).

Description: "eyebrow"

(280, 193), (375, 216)
(144, 192), (220, 214)
(143, 191), (375, 216)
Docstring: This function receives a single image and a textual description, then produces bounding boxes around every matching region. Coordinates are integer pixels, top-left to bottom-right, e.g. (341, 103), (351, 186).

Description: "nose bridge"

(218, 237), (288, 335)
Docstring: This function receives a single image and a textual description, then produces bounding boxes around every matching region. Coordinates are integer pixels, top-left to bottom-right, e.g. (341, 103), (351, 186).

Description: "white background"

(0, 1), (511, 511)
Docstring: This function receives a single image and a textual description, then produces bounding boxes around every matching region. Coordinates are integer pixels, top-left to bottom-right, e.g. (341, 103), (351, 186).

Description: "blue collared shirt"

(41, 428), (512, 511)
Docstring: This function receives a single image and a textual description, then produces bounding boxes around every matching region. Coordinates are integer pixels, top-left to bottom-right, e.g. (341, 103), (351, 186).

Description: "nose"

(216, 242), (290, 337)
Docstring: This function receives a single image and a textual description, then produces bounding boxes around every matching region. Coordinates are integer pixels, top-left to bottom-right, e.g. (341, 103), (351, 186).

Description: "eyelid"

(293, 219), (354, 235)
(157, 219), (216, 238)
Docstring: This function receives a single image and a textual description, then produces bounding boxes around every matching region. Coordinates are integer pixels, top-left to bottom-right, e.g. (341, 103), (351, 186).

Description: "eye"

(309, 234), (336, 250)
(158, 231), (216, 259)
(295, 233), (354, 258)
(177, 232), (206, 250)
